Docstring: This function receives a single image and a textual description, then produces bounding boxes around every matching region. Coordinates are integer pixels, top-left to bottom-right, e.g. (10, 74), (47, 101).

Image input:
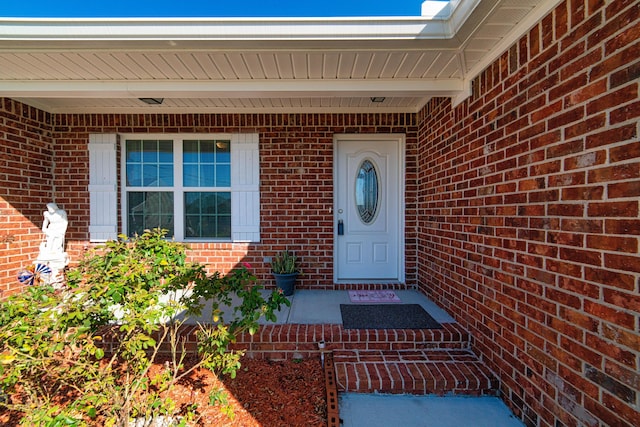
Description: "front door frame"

(333, 133), (405, 284)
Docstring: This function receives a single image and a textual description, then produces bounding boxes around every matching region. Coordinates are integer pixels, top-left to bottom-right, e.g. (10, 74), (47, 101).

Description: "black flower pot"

(273, 272), (298, 296)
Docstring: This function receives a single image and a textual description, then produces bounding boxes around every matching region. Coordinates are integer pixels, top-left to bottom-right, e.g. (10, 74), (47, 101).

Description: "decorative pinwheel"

(17, 263), (52, 285)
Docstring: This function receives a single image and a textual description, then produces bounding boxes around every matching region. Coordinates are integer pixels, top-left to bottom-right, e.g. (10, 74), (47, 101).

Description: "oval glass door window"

(355, 159), (380, 224)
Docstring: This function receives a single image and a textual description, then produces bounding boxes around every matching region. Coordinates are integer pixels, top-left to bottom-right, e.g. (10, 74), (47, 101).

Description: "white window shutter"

(88, 134), (118, 242)
(231, 133), (260, 242)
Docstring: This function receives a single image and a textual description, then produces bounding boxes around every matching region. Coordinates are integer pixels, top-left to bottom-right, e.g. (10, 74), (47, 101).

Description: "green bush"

(0, 229), (290, 426)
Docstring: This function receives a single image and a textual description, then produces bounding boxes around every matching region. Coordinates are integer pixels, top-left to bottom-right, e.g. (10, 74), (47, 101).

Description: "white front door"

(334, 134), (404, 282)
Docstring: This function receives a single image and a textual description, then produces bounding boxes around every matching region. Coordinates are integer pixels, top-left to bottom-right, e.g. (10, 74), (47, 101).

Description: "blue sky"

(1, 0), (428, 18)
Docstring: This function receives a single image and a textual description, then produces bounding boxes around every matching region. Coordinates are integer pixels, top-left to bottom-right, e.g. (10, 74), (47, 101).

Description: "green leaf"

(87, 406), (97, 419)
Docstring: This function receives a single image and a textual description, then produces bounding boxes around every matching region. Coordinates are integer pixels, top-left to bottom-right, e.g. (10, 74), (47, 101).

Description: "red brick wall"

(1, 1), (638, 424)
(0, 99), (54, 296)
(49, 113), (418, 290)
(417, 1), (639, 426)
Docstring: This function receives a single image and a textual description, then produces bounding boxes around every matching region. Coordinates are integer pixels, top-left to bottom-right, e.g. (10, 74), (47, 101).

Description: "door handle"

(338, 219), (344, 235)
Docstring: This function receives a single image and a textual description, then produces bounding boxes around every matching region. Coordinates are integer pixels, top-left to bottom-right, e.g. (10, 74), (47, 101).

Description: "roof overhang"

(0, 0), (562, 113)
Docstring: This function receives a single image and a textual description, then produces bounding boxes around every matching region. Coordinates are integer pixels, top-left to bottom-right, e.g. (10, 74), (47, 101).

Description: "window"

(183, 140), (232, 239)
(124, 137), (234, 240)
(125, 139), (176, 235)
(355, 159), (380, 224)
(88, 133), (260, 243)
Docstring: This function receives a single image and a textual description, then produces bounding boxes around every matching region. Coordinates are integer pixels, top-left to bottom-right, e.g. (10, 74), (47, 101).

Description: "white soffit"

(0, 0), (563, 114)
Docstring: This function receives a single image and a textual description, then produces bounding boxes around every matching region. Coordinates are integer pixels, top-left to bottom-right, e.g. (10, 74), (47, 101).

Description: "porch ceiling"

(0, 0), (560, 114)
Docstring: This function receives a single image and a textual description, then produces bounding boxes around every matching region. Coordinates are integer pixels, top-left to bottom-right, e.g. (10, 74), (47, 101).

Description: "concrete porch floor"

(181, 289), (457, 325)
(180, 289), (524, 427)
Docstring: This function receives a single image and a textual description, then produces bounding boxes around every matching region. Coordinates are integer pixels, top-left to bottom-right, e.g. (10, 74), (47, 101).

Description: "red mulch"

(0, 357), (327, 427)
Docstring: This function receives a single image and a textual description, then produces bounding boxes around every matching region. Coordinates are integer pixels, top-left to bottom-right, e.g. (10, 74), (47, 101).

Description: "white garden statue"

(36, 202), (69, 271)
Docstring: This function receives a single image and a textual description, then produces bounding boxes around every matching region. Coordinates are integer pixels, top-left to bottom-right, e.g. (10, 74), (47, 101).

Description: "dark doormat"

(340, 304), (443, 329)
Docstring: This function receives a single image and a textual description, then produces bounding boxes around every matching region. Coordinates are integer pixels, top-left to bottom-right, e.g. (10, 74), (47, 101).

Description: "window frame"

(120, 133), (234, 242)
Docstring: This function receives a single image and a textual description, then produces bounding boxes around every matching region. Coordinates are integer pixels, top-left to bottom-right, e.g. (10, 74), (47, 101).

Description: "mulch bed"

(0, 357), (327, 427)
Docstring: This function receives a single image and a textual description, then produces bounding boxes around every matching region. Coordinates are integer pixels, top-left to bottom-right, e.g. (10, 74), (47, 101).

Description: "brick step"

(101, 322), (473, 359)
(233, 323), (473, 359)
(100, 319), (497, 398)
(333, 349), (499, 396)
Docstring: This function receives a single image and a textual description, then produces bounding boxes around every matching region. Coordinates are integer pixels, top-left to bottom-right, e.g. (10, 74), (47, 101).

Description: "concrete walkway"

(340, 393), (525, 427)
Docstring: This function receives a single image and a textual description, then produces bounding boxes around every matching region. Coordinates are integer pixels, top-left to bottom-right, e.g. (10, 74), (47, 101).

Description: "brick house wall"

(0, 100), (54, 296)
(1, 110), (419, 292)
(417, 1), (639, 426)
(0, 0), (638, 425)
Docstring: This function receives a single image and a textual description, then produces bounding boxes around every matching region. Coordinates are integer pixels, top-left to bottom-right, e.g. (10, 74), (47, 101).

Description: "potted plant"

(271, 250), (301, 296)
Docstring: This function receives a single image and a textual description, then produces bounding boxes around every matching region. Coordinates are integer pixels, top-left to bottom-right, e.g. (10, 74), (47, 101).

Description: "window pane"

(183, 165), (198, 187)
(128, 191), (144, 210)
(143, 164), (158, 186)
(183, 192), (231, 238)
(216, 164), (231, 187)
(158, 165), (174, 186)
(184, 192), (200, 215)
(142, 140), (158, 162)
(200, 140), (216, 162)
(216, 141), (231, 162)
(127, 192), (174, 237)
(126, 139), (174, 188)
(202, 193), (217, 214)
(183, 140), (198, 163)
(200, 164), (215, 187)
(355, 159), (379, 224)
(126, 140), (142, 162)
(182, 139), (230, 188)
(200, 216), (216, 237)
(185, 215), (202, 237)
(158, 140), (173, 163)
(159, 194), (174, 214)
(216, 192), (231, 214)
(216, 215), (231, 238)
(126, 164), (142, 187)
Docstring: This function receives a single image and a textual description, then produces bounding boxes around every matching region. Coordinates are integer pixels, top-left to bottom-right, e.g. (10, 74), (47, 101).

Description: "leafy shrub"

(0, 229), (290, 426)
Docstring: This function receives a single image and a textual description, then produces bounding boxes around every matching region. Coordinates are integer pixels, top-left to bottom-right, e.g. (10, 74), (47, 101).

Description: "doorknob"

(338, 219), (344, 235)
